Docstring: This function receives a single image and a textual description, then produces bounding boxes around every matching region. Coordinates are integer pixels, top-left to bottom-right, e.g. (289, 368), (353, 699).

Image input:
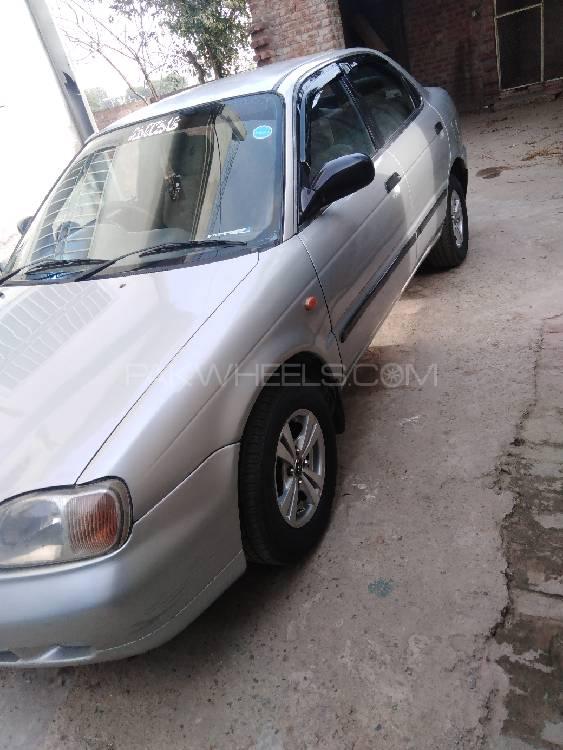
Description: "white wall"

(0, 0), (82, 263)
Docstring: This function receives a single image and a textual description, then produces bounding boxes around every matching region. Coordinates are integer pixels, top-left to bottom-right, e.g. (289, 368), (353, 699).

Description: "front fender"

(79, 237), (341, 519)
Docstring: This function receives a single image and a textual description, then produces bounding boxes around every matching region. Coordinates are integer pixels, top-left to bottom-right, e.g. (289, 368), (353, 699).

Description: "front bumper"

(0, 444), (245, 667)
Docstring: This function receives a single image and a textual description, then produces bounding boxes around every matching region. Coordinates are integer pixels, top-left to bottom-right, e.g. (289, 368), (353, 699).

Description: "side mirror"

(17, 216), (33, 235)
(301, 153), (375, 223)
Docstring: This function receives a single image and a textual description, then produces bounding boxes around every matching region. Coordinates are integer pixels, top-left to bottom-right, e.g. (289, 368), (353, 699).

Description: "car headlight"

(0, 479), (131, 569)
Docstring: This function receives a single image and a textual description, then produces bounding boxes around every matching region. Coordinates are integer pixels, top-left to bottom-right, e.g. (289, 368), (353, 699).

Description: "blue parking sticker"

(253, 124), (273, 140)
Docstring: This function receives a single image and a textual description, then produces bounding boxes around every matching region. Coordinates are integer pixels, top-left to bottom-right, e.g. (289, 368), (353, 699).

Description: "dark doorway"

(495, 0), (563, 90)
(338, 0), (410, 70)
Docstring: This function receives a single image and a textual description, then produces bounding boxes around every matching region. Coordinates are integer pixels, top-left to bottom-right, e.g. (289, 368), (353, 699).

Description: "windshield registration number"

(128, 115), (181, 142)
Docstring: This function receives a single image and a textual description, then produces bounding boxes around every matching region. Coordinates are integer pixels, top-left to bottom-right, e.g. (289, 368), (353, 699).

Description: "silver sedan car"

(0, 48), (468, 666)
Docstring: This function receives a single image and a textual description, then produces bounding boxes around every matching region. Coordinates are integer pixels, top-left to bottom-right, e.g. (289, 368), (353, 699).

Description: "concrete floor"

(489, 313), (563, 748)
(1, 97), (562, 750)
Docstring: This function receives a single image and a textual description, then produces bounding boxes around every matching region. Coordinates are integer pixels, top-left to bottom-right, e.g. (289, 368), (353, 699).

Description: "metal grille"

(495, 0), (563, 90)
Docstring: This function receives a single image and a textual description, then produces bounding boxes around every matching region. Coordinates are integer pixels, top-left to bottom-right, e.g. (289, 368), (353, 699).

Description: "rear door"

(345, 54), (451, 264)
(297, 64), (413, 369)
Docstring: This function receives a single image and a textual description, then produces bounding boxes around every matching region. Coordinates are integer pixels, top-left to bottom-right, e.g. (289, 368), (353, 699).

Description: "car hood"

(0, 254), (257, 501)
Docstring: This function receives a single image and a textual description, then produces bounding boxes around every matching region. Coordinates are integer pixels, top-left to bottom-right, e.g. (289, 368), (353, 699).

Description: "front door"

(297, 65), (413, 370)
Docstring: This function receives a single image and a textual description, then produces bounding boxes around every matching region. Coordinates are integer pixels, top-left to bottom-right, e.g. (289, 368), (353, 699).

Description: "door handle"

(435, 121), (444, 135)
(385, 172), (402, 193)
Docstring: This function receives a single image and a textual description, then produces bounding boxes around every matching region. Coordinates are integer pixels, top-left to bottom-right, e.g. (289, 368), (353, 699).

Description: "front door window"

(305, 77), (374, 183)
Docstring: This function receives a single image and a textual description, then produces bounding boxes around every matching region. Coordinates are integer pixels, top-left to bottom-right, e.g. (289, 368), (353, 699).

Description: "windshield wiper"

(24, 258), (106, 275)
(77, 240), (248, 281)
(0, 257), (105, 285)
(139, 240), (247, 257)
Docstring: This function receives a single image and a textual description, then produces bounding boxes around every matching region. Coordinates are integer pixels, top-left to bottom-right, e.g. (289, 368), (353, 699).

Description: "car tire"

(239, 385), (337, 565)
(424, 174), (468, 271)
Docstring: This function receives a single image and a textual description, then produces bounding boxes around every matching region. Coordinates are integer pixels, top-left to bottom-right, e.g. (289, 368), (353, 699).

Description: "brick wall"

(93, 100), (147, 131)
(248, 0), (344, 65)
(248, 0), (502, 111)
(403, 0), (499, 110)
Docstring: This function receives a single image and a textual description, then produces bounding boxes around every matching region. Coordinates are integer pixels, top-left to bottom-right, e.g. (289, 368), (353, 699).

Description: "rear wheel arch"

(424, 172), (468, 271)
(451, 157), (468, 197)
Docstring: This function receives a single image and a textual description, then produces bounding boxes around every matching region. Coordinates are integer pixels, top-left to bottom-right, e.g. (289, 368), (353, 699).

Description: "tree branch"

(63, 30), (149, 103)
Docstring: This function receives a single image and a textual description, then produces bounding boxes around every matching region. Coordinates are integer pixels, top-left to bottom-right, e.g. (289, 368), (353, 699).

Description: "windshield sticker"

(252, 124), (273, 140)
(208, 227), (252, 238)
(128, 115), (181, 142)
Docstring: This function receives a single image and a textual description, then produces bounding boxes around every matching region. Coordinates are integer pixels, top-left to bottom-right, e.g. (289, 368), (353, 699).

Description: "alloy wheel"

(450, 189), (464, 248)
(274, 409), (326, 528)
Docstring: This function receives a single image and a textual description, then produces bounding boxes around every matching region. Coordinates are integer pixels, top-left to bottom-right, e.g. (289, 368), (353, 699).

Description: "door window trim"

(297, 62), (342, 175)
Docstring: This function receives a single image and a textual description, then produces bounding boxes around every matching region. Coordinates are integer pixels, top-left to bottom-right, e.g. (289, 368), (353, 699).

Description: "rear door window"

(346, 59), (419, 144)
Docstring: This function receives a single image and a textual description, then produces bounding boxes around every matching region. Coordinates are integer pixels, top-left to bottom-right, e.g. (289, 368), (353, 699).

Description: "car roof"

(98, 49), (360, 135)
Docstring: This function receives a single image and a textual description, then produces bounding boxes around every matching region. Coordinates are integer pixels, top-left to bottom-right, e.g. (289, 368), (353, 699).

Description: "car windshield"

(4, 92), (283, 283)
